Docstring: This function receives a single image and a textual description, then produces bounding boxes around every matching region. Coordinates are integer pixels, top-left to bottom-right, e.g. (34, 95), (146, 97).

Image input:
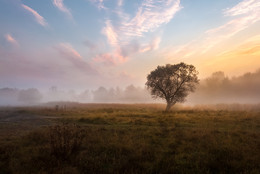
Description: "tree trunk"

(165, 102), (172, 112)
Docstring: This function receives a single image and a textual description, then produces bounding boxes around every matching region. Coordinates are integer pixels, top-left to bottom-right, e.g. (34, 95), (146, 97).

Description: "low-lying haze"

(1, 69), (260, 106)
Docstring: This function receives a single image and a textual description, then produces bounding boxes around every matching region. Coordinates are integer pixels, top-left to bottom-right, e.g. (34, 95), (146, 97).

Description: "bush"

(49, 123), (84, 161)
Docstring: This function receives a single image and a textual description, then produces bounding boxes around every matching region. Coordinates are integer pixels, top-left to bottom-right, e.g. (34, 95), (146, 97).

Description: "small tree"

(146, 62), (199, 111)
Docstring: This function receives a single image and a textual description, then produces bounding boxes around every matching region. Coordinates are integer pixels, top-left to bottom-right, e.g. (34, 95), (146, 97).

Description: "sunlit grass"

(0, 104), (259, 173)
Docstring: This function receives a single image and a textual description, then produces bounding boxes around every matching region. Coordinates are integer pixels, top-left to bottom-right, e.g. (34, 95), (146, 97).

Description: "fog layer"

(187, 70), (260, 104)
(1, 70), (260, 106)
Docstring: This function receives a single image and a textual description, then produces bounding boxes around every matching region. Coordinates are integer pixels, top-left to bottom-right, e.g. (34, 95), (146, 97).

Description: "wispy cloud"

(140, 37), (161, 52)
(93, 53), (116, 65)
(55, 43), (82, 59)
(224, 0), (260, 16)
(102, 20), (118, 46)
(93, 36), (161, 66)
(22, 4), (48, 27)
(93, 48), (127, 66)
(54, 42), (98, 74)
(53, 0), (72, 18)
(97, 0), (181, 65)
(119, 0), (181, 38)
(218, 35), (260, 57)
(204, 0), (259, 51)
(117, 0), (123, 7)
(89, 0), (106, 10)
(202, 15), (259, 53)
(102, 0), (181, 45)
(4, 34), (19, 46)
(207, 0), (260, 39)
(0, 46), (98, 88)
(165, 0), (260, 59)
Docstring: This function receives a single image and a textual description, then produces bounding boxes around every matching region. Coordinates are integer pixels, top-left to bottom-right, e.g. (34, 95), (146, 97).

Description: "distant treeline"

(0, 85), (154, 106)
(188, 69), (260, 104)
(1, 69), (260, 105)
(0, 88), (42, 105)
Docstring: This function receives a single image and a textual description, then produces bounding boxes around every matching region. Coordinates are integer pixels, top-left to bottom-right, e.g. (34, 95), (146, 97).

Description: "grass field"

(0, 103), (259, 174)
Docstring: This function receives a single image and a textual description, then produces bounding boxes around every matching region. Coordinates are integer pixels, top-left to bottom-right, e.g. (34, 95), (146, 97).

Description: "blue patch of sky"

(161, 0), (242, 47)
(120, 0), (141, 18)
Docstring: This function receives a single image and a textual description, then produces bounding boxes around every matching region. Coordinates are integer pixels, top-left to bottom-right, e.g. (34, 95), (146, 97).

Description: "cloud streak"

(4, 34), (19, 46)
(54, 43), (98, 75)
(55, 43), (82, 59)
(93, 36), (161, 65)
(97, 0), (181, 65)
(204, 0), (259, 51)
(165, 0), (260, 59)
(22, 4), (48, 27)
(120, 0), (181, 38)
(217, 35), (260, 57)
(53, 0), (72, 18)
(89, 0), (106, 9)
(93, 48), (128, 66)
(140, 37), (161, 52)
(102, 0), (181, 45)
(224, 0), (260, 16)
(103, 20), (118, 46)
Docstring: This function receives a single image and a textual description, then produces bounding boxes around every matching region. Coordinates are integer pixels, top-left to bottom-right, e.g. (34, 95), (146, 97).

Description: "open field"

(0, 104), (260, 174)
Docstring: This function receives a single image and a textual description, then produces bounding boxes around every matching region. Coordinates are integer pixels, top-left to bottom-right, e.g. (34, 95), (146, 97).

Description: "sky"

(0, 0), (260, 91)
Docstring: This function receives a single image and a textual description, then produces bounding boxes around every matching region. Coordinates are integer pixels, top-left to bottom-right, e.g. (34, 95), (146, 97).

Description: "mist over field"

(1, 69), (260, 106)
(187, 69), (260, 104)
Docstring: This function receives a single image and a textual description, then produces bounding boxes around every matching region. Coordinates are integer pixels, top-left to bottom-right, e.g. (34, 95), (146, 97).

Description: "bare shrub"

(49, 123), (84, 161)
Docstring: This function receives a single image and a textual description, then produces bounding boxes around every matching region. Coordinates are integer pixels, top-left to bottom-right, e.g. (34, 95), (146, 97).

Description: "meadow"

(0, 103), (259, 174)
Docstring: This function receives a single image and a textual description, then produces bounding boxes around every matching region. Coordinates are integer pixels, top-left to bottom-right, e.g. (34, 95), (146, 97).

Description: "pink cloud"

(93, 48), (127, 66)
(140, 37), (161, 52)
(22, 4), (48, 27)
(4, 34), (19, 46)
(0, 47), (99, 89)
(101, 0), (181, 46)
(114, 48), (128, 63)
(96, 0), (180, 65)
(103, 20), (118, 46)
(93, 53), (116, 66)
(55, 43), (82, 59)
(53, 0), (72, 18)
(93, 36), (162, 66)
(54, 43), (99, 75)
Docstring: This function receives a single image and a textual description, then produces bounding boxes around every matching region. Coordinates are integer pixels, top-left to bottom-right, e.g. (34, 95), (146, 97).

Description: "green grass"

(0, 104), (259, 174)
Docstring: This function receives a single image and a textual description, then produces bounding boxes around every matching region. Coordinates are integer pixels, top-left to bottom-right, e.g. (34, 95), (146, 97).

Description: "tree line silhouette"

(0, 69), (260, 106)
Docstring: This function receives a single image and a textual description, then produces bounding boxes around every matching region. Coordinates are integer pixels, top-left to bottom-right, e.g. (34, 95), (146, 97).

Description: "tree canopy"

(146, 62), (199, 111)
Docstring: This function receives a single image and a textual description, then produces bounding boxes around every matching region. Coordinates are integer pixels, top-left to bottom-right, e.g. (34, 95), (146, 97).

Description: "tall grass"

(0, 104), (259, 173)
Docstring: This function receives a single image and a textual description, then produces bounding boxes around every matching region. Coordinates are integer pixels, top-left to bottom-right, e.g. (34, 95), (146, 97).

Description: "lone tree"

(146, 62), (199, 111)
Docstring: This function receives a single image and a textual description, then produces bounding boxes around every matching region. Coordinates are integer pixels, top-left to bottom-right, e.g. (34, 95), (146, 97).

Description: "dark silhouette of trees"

(146, 62), (199, 111)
